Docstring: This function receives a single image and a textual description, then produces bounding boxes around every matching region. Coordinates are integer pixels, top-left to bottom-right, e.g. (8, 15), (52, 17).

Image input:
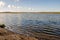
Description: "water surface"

(0, 12), (60, 36)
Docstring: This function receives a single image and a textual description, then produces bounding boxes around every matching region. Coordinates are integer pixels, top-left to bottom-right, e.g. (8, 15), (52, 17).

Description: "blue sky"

(0, 0), (60, 12)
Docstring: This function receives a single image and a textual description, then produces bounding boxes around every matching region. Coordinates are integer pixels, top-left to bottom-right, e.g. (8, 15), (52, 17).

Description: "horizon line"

(0, 12), (60, 14)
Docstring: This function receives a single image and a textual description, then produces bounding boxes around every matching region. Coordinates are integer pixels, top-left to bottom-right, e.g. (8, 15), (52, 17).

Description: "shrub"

(0, 24), (6, 28)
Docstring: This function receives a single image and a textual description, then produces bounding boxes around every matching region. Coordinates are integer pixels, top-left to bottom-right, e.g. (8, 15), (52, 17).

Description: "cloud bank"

(0, 1), (5, 7)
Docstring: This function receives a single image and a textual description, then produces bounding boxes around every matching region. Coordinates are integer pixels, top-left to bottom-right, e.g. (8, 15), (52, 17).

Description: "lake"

(0, 12), (60, 36)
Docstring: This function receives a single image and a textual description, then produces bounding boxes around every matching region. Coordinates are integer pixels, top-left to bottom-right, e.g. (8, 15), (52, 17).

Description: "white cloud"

(8, 5), (17, 8)
(7, 4), (35, 12)
(28, 8), (34, 10)
(12, 0), (20, 2)
(0, 1), (5, 7)
(7, 5), (35, 12)
(8, 5), (11, 8)
(8, 5), (23, 9)
(16, 0), (20, 1)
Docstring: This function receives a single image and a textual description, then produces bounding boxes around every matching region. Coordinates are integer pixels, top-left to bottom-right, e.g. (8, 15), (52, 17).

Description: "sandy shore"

(0, 28), (38, 40)
(0, 27), (60, 40)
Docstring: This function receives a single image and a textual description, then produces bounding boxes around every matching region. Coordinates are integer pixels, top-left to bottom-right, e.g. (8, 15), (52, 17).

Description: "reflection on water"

(0, 13), (60, 36)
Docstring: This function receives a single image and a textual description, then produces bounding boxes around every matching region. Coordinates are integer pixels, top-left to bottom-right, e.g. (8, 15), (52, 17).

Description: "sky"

(0, 0), (60, 12)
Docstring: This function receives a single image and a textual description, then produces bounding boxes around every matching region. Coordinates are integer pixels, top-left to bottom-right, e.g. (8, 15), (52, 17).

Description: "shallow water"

(0, 12), (60, 36)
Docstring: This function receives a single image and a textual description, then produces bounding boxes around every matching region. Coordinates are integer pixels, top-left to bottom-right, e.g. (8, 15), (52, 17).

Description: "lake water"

(0, 12), (60, 36)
